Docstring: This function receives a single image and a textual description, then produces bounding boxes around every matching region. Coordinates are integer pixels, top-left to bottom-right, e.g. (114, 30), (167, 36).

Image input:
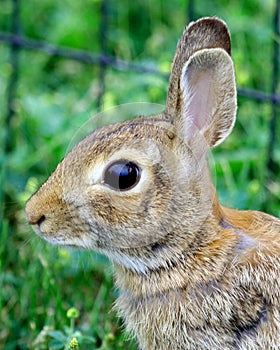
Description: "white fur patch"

(100, 249), (173, 275)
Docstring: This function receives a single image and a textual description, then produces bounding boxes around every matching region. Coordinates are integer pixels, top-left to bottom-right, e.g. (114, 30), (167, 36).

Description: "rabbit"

(25, 17), (280, 350)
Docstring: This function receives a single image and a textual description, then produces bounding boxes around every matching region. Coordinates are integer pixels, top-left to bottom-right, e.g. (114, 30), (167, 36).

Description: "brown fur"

(25, 17), (280, 349)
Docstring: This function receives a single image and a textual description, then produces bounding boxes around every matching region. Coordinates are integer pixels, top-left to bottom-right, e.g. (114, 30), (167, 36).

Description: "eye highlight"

(103, 159), (141, 191)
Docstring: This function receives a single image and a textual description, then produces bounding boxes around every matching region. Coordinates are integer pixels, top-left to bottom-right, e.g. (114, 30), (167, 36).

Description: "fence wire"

(268, 0), (280, 173)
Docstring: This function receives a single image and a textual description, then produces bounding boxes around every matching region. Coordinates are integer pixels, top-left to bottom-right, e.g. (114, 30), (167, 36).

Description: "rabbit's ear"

(165, 17), (231, 118)
(176, 48), (237, 148)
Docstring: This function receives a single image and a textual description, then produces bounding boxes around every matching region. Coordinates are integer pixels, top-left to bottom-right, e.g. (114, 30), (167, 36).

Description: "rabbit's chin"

(36, 233), (84, 248)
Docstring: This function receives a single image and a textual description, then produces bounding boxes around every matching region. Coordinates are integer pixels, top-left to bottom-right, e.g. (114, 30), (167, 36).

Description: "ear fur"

(179, 48), (237, 148)
(165, 17), (231, 117)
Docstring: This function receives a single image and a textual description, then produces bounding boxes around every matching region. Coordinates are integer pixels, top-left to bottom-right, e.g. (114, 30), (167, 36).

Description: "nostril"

(37, 215), (46, 227)
(26, 214), (46, 226)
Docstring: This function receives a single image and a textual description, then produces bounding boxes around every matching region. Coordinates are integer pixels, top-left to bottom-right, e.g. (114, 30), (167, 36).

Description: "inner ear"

(178, 48), (237, 148)
(182, 69), (216, 133)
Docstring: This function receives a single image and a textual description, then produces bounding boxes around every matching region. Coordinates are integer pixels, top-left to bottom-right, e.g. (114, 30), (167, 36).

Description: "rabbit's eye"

(103, 160), (141, 191)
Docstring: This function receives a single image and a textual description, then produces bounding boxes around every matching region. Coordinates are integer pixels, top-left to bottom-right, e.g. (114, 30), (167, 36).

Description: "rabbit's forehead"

(75, 118), (174, 161)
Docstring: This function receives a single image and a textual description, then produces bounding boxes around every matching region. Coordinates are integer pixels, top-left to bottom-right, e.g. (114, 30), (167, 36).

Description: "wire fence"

(1, 0), (280, 172)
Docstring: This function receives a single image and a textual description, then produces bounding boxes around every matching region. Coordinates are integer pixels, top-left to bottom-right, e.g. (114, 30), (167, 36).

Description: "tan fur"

(25, 17), (280, 349)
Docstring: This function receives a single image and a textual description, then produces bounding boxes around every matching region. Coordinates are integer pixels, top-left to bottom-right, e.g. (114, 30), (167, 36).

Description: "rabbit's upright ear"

(178, 47), (236, 147)
(165, 17), (236, 148)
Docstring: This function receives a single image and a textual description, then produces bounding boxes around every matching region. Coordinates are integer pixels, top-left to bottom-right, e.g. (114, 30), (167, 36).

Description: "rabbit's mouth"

(27, 211), (90, 249)
(30, 223), (68, 246)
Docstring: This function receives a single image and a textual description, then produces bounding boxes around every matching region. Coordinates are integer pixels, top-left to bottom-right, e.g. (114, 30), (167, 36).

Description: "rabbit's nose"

(25, 203), (46, 226)
(25, 194), (47, 227)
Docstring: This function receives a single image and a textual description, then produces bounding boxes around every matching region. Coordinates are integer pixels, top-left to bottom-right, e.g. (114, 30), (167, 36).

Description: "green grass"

(1, 215), (137, 349)
(1, 0), (280, 349)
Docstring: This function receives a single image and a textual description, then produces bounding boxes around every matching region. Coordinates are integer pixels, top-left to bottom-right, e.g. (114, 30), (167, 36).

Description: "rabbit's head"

(25, 17), (237, 273)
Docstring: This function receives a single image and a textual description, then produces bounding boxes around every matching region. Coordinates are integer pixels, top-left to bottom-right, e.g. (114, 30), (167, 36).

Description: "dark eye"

(103, 160), (141, 191)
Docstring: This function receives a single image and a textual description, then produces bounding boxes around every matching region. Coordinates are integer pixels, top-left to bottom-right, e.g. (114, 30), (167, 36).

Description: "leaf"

(49, 330), (68, 342)
(49, 339), (65, 349)
(78, 335), (97, 344)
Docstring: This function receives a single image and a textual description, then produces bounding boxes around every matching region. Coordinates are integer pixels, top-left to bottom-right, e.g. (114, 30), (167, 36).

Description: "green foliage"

(0, 0), (279, 349)
(32, 307), (96, 349)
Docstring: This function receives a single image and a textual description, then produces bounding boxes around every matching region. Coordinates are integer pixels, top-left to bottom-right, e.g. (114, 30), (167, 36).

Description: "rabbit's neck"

(113, 214), (237, 297)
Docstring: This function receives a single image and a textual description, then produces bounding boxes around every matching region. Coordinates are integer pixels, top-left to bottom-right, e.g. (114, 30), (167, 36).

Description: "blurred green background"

(0, 0), (279, 349)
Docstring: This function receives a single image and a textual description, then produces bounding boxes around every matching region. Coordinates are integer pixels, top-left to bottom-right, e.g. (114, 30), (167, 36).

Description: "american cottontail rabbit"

(26, 17), (280, 350)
